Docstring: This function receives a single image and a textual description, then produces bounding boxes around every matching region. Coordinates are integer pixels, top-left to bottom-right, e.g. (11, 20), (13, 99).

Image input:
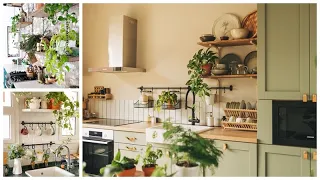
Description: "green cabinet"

(258, 144), (316, 177)
(311, 148), (317, 177)
(206, 140), (257, 177)
(309, 4), (317, 97)
(258, 4), (317, 100)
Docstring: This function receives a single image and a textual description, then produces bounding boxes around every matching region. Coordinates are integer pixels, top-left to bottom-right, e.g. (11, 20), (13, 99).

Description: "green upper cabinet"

(258, 4), (316, 100)
(258, 144), (311, 177)
(309, 4), (317, 97)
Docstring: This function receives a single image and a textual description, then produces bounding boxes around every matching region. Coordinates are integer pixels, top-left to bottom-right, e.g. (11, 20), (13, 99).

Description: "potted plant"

(141, 144), (163, 176)
(155, 91), (178, 111)
(8, 144), (25, 175)
(43, 153), (50, 167)
(29, 154), (36, 169)
(100, 150), (140, 177)
(45, 92), (68, 110)
(19, 34), (43, 64)
(163, 121), (223, 177)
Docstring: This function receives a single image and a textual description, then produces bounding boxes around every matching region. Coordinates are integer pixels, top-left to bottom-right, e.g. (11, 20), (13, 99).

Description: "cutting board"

(3, 152), (8, 165)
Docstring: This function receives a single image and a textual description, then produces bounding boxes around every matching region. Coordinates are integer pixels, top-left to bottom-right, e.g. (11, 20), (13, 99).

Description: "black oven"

(272, 101), (316, 148)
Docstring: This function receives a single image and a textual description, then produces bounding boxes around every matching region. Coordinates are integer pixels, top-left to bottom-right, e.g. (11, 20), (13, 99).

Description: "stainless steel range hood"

(88, 15), (146, 73)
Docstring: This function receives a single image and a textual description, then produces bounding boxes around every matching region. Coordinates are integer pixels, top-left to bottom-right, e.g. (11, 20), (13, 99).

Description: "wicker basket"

(224, 108), (257, 119)
(241, 10), (257, 38)
(222, 121), (257, 131)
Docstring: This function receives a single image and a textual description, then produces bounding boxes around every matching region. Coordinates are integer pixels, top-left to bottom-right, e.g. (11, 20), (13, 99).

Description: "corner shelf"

(203, 74), (257, 79)
(22, 109), (54, 113)
(28, 7), (48, 18)
(18, 22), (32, 28)
(197, 38), (257, 48)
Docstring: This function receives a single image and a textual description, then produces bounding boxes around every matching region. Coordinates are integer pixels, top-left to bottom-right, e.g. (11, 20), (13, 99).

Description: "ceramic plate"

(212, 13), (241, 39)
(244, 51), (257, 73)
(220, 53), (242, 70)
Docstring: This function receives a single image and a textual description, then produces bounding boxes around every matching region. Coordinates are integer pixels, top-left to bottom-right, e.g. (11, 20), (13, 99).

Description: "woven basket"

(222, 122), (257, 131)
(241, 10), (257, 38)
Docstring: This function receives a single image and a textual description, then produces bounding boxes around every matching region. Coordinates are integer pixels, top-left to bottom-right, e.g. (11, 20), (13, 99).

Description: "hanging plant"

(11, 14), (21, 36)
(44, 3), (78, 25)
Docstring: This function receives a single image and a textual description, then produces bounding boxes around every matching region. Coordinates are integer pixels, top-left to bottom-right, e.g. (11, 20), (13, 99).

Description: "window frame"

(3, 93), (17, 144)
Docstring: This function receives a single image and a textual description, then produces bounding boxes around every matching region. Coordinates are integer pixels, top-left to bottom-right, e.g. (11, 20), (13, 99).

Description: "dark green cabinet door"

(258, 4), (310, 100)
(258, 144), (310, 177)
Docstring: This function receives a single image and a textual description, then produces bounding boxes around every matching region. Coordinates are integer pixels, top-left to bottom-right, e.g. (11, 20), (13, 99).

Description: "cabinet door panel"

(311, 148), (317, 177)
(258, 144), (310, 177)
(309, 4), (317, 96)
(258, 4), (310, 100)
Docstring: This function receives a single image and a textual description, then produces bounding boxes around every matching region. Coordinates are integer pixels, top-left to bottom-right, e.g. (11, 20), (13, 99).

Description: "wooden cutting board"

(3, 152), (8, 165)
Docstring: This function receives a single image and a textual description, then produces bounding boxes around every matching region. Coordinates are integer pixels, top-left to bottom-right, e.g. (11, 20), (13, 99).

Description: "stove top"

(9, 71), (36, 82)
(83, 118), (138, 127)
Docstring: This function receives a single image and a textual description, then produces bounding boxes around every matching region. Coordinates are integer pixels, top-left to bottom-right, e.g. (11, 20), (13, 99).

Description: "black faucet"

(185, 86), (200, 125)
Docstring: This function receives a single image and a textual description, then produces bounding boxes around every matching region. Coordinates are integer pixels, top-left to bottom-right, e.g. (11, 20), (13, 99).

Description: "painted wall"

(83, 3), (257, 122)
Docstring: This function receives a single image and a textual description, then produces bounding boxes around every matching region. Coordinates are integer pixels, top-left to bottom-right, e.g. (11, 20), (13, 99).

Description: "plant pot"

(201, 63), (213, 76)
(31, 161), (35, 170)
(44, 160), (49, 167)
(174, 163), (200, 177)
(117, 167), (136, 177)
(27, 53), (38, 64)
(13, 158), (22, 175)
(36, 3), (44, 10)
(49, 99), (62, 110)
(164, 101), (174, 109)
(142, 165), (156, 177)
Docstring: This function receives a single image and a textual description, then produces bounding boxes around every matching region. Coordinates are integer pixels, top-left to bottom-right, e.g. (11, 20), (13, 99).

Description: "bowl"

(200, 34), (216, 42)
(230, 28), (249, 39)
(220, 36), (229, 40)
(212, 69), (228, 75)
(215, 64), (226, 69)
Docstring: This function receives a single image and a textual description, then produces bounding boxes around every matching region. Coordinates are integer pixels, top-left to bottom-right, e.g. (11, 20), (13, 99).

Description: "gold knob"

(303, 151), (309, 159)
(223, 144), (228, 150)
(303, 94), (308, 102)
(126, 137), (137, 142)
(126, 146), (136, 151)
(312, 94), (317, 102)
(312, 152), (317, 160)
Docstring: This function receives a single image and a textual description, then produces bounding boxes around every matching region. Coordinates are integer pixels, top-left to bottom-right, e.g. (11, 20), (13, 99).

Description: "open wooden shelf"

(22, 109), (54, 113)
(18, 22), (32, 28)
(29, 7), (48, 18)
(88, 94), (112, 100)
(203, 74), (257, 79)
(198, 38), (257, 48)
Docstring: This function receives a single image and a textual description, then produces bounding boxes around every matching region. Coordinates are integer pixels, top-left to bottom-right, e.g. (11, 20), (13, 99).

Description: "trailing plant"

(29, 154), (36, 162)
(142, 144), (163, 168)
(154, 91), (178, 111)
(100, 150), (140, 177)
(163, 121), (223, 176)
(8, 144), (25, 160)
(45, 92), (79, 129)
(186, 48), (218, 98)
(11, 14), (21, 36)
(44, 3), (78, 25)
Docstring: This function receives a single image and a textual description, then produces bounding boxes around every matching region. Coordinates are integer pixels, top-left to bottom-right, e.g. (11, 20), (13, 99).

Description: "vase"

(13, 158), (22, 175)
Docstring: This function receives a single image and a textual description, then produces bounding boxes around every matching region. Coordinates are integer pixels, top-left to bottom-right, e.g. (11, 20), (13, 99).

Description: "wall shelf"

(197, 38), (257, 48)
(22, 109), (54, 113)
(88, 94), (112, 100)
(28, 7), (48, 18)
(18, 22), (32, 28)
(203, 74), (257, 79)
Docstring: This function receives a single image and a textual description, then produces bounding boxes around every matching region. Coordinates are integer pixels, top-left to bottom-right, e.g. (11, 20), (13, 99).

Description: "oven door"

(272, 101), (317, 148)
(83, 138), (114, 175)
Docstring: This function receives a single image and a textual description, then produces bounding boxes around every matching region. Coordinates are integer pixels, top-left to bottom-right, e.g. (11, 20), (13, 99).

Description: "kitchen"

(82, 3), (317, 177)
(2, 3), (79, 89)
(3, 91), (80, 177)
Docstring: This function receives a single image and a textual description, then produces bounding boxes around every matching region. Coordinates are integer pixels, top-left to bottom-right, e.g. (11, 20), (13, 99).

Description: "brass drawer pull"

(126, 137), (137, 142)
(312, 152), (317, 160)
(126, 146), (137, 151)
(223, 144), (228, 150)
(312, 94), (317, 102)
(303, 151), (309, 159)
(303, 94), (308, 102)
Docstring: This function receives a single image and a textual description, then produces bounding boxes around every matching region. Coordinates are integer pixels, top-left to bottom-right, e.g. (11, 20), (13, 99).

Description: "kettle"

(236, 64), (248, 75)
(29, 97), (41, 109)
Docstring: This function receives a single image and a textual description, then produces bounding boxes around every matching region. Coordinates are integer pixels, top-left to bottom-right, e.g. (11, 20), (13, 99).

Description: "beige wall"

(83, 3), (257, 120)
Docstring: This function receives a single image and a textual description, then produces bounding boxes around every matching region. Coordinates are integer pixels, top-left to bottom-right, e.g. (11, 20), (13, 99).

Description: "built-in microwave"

(272, 101), (316, 148)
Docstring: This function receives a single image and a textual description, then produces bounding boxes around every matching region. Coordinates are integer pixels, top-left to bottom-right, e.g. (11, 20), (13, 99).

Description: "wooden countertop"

(199, 127), (257, 143)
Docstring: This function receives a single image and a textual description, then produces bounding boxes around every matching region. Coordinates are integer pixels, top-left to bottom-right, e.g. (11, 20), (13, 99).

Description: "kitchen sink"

(25, 167), (75, 177)
(146, 124), (213, 144)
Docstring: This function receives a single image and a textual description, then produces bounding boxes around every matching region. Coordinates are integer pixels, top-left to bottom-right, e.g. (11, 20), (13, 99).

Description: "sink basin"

(25, 167), (75, 177)
(146, 124), (213, 144)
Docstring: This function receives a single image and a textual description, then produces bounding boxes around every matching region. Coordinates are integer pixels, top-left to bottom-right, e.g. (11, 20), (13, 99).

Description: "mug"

(20, 126), (29, 135)
(35, 125), (42, 136)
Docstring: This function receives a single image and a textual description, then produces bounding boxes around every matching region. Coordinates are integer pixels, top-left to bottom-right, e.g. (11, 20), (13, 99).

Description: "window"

(7, 26), (19, 57)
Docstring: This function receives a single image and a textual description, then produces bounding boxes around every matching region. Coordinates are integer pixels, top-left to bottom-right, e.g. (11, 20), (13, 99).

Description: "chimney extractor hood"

(88, 15), (146, 73)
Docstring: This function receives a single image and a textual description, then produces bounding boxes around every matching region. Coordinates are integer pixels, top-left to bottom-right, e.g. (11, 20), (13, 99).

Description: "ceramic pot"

(36, 3), (44, 10)
(13, 158), (22, 175)
(29, 97), (41, 109)
(174, 164), (200, 177)
(164, 101), (174, 109)
(50, 99), (62, 110)
(142, 165), (156, 177)
(117, 167), (136, 177)
(201, 63), (213, 76)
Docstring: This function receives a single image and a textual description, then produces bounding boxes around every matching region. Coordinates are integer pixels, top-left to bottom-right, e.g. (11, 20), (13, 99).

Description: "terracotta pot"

(27, 53), (38, 64)
(117, 167), (136, 177)
(165, 101), (174, 109)
(142, 165), (156, 177)
(201, 63), (213, 76)
(49, 99), (62, 110)
(36, 3), (44, 10)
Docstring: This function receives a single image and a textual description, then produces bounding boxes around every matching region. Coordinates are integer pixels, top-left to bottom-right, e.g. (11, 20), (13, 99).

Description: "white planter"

(174, 164), (201, 177)
(13, 158), (22, 175)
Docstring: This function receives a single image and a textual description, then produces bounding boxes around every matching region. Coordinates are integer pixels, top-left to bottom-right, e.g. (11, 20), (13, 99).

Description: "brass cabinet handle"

(126, 146), (137, 151)
(303, 94), (308, 102)
(312, 152), (317, 160)
(223, 144), (228, 150)
(312, 94), (317, 102)
(303, 151), (309, 160)
(126, 137), (137, 142)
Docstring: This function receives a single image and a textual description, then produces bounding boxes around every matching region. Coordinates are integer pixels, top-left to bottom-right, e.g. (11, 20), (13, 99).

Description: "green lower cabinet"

(151, 143), (173, 175)
(115, 143), (146, 171)
(206, 140), (257, 177)
(311, 148), (317, 177)
(258, 144), (311, 177)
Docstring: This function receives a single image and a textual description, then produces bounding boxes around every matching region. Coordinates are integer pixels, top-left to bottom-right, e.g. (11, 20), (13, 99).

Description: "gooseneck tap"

(185, 86), (200, 125)
(55, 145), (71, 171)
